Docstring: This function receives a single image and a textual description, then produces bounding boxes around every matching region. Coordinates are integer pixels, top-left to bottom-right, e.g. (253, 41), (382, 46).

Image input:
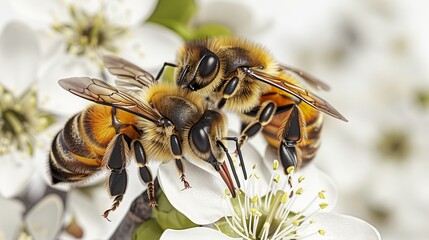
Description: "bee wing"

(279, 64), (331, 91)
(103, 55), (156, 89)
(58, 77), (162, 124)
(245, 68), (348, 122)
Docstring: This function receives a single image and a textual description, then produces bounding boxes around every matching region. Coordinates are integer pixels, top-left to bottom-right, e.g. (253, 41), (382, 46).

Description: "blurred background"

(0, 0), (428, 239)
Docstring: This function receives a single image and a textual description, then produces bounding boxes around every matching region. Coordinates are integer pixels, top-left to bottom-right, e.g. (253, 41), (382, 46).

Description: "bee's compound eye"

(191, 126), (210, 153)
(198, 52), (218, 77)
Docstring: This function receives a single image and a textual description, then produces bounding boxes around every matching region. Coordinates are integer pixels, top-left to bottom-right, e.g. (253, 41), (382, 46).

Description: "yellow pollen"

(273, 174), (280, 183)
(225, 189), (231, 196)
(251, 196), (258, 203)
(298, 175), (305, 183)
(287, 166), (295, 174)
(319, 202), (328, 209)
(250, 208), (262, 216)
(281, 193), (288, 204)
(318, 191), (326, 199)
(296, 188), (303, 195)
(319, 229), (326, 235)
(273, 160), (279, 170)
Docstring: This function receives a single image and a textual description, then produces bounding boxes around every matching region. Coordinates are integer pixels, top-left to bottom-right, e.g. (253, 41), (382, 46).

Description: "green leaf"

(152, 192), (198, 230)
(146, 0), (232, 40)
(149, 19), (193, 41)
(133, 219), (163, 240)
(191, 24), (232, 40)
(147, 0), (196, 26)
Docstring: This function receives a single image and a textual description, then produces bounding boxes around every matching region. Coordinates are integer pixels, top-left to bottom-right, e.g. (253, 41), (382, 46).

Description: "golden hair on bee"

(155, 36), (347, 173)
(49, 55), (246, 220)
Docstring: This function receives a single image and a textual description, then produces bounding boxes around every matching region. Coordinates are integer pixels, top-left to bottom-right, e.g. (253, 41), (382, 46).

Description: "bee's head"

(177, 45), (220, 92)
(188, 110), (237, 197)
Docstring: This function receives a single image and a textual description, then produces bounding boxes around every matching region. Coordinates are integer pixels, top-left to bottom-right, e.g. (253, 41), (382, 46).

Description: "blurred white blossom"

(8, 0), (183, 115)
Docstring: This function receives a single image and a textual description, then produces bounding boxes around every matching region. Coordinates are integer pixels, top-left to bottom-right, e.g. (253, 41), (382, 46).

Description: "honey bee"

(49, 56), (243, 219)
(156, 37), (348, 172)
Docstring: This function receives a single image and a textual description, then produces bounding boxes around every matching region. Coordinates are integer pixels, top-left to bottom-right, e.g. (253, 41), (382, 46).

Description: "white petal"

(264, 148), (338, 212)
(158, 134), (265, 225)
(302, 213), (381, 240)
(158, 160), (225, 225)
(8, 0), (67, 29)
(195, 0), (274, 36)
(161, 227), (240, 240)
(119, 23), (183, 71)
(67, 160), (146, 239)
(36, 51), (98, 116)
(0, 152), (35, 198)
(104, 0), (157, 26)
(25, 194), (64, 240)
(0, 2), (18, 32)
(0, 197), (25, 240)
(0, 21), (40, 95)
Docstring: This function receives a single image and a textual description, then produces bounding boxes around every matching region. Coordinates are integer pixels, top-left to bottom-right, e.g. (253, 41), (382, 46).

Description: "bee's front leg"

(170, 134), (191, 190)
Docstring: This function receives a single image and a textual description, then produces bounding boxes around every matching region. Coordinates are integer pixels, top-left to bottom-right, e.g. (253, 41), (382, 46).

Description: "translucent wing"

(279, 64), (330, 91)
(58, 77), (162, 124)
(243, 68), (348, 122)
(103, 55), (156, 89)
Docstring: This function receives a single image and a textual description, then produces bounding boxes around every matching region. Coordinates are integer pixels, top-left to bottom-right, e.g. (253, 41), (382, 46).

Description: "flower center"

(217, 161), (327, 240)
(415, 89), (429, 109)
(53, 5), (128, 60)
(0, 84), (55, 156)
(376, 129), (411, 161)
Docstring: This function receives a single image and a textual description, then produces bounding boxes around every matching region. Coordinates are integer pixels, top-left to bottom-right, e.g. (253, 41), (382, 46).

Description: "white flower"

(157, 128), (379, 239)
(0, 21), (58, 199)
(0, 194), (64, 240)
(194, 0), (277, 36)
(158, 143), (380, 239)
(56, 160), (150, 240)
(0, 197), (24, 240)
(9, 0), (183, 115)
(250, 1), (429, 239)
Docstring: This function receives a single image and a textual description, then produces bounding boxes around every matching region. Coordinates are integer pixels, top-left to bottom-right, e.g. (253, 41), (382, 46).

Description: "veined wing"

(279, 64), (330, 91)
(103, 55), (156, 89)
(58, 77), (162, 124)
(243, 67), (348, 122)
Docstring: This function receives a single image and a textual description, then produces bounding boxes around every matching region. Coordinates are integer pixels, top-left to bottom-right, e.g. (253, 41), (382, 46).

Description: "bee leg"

(175, 158), (191, 190)
(239, 101), (277, 146)
(218, 77), (240, 109)
(278, 105), (303, 172)
(103, 134), (129, 220)
(169, 134), (191, 190)
(133, 140), (157, 207)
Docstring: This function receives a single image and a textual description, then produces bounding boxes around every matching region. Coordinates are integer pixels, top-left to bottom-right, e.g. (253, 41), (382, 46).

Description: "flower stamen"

(219, 160), (329, 240)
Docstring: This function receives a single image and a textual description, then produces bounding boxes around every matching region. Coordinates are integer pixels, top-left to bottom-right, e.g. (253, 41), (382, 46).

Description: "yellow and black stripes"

(49, 113), (101, 183)
(49, 104), (141, 184)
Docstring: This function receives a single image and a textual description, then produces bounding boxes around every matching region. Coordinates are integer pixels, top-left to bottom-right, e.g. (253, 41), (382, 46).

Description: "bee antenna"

(217, 141), (241, 189)
(223, 137), (247, 180)
(156, 62), (178, 80)
(178, 65), (190, 86)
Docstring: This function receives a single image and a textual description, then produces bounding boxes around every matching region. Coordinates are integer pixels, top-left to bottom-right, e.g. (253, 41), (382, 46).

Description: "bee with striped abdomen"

(49, 56), (243, 219)
(156, 37), (347, 172)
